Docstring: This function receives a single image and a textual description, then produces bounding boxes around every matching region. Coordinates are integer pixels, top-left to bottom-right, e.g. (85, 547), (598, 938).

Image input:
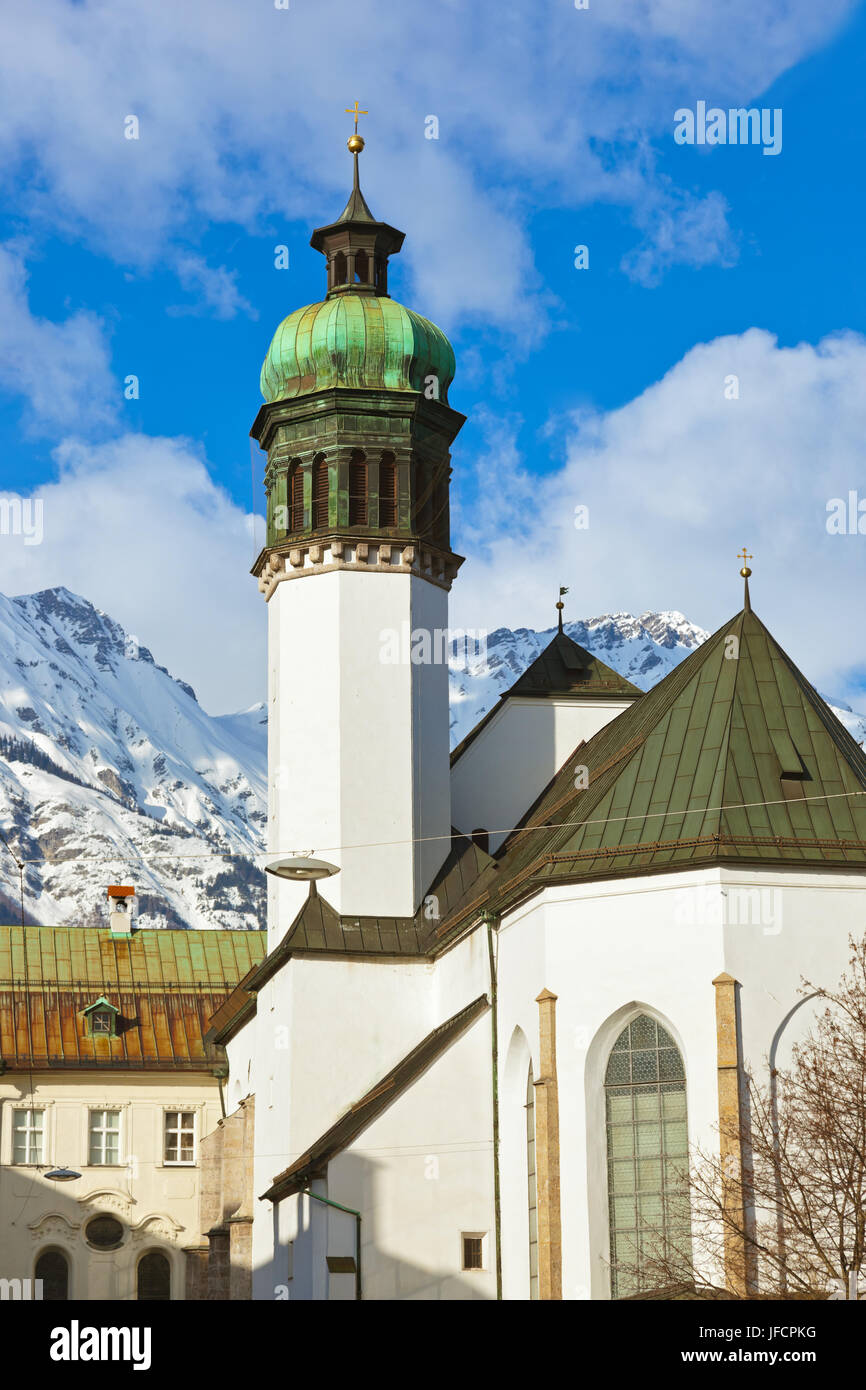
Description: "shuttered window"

(289, 463), (304, 532)
(312, 456), (329, 530)
(379, 453), (397, 528)
(348, 454), (367, 526)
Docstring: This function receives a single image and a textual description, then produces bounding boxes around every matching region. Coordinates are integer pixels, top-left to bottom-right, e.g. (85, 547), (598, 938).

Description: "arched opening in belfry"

(379, 451), (397, 528)
(312, 454), (329, 530)
(354, 249), (369, 284)
(333, 251), (347, 287)
(289, 460), (304, 532)
(348, 451), (368, 526)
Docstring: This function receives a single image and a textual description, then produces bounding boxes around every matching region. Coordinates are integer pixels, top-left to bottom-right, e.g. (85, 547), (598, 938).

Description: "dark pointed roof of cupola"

(508, 629), (643, 701)
(309, 147), (404, 256)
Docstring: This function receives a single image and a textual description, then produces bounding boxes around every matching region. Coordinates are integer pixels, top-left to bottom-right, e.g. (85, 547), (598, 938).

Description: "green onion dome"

(260, 293), (455, 405)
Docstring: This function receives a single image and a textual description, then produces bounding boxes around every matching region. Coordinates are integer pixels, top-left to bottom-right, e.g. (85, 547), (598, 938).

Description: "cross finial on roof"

(738, 547), (753, 611)
(345, 101), (368, 155)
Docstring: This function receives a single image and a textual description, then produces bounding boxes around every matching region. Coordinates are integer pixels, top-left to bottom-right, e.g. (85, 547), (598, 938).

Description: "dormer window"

(83, 996), (120, 1039)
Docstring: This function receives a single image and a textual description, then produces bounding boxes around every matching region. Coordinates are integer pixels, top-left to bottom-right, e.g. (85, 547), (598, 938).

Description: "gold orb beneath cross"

(347, 134), (365, 153)
(740, 566), (752, 578)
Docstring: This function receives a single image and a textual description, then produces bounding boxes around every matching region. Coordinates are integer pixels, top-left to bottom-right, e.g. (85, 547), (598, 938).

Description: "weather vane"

(556, 585), (569, 632)
(345, 101), (368, 154)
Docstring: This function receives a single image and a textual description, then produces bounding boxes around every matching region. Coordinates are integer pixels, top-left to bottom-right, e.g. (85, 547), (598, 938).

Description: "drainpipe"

(213, 1065), (228, 1120)
(483, 910), (503, 1300)
(299, 1188), (362, 1300)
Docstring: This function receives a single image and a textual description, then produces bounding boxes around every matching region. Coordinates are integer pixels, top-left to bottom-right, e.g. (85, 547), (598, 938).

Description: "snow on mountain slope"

(0, 587), (265, 930)
(0, 589), (862, 930)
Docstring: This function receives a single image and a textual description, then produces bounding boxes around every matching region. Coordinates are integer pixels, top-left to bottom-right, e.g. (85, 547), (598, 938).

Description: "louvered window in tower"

(289, 462), (304, 532)
(312, 456), (329, 530)
(379, 453), (397, 528)
(348, 453), (368, 525)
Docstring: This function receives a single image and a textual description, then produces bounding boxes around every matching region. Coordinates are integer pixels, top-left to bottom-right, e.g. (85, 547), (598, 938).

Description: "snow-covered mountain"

(448, 611), (708, 746)
(0, 587), (266, 930)
(0, 589), (862, 930)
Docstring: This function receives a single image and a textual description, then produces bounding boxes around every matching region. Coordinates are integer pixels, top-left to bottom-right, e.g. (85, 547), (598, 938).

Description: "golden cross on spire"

(345, 101), (368, 135)
(737, 546), (753, 576)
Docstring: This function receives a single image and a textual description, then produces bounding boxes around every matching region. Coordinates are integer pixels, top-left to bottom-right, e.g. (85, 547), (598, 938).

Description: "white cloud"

(169, 254), (257, 321)
(0, 0), (854, 328)
(451, 328), (866, 708)
(0, 433), (264, 713)
(0, 243), (117, 434)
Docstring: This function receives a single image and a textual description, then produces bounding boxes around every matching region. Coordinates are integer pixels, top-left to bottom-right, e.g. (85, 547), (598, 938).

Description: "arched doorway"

(137, 1250), (171, 1301)
(35, 1249), (69, 1301)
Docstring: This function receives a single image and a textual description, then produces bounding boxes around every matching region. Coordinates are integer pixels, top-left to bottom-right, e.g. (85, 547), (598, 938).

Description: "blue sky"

(0, 0), (864, 711)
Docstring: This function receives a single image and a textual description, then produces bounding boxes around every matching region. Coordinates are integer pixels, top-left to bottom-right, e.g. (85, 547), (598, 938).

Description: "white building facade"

(211, 140), (866, 1300)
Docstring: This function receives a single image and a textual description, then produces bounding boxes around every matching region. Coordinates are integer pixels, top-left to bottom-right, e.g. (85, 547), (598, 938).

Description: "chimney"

(107, 886), (135, 937)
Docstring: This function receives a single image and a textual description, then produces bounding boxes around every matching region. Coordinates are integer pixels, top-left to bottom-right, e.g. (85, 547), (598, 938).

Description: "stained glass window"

(604, 1015), (690, 1297)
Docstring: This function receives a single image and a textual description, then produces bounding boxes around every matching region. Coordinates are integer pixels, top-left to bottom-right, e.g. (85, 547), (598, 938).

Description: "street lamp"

(265, 855), (340, 883)
(44, 1166), (81, 1182)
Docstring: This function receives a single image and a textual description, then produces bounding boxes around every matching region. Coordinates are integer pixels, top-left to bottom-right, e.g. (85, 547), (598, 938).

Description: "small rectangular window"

(461, 1233), (485, 1272)
(89, 1108), (121, 1165)
(13, 1109), (44, 1164)
(164, 1110), (196, 1165)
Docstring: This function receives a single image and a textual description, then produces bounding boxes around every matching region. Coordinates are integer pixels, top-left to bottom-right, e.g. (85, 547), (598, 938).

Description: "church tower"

(251, 120), (465, 932)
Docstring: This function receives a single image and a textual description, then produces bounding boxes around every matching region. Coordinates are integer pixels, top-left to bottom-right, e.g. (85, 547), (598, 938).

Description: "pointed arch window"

(289, 461), (304, 533)
(526, 1065), (539, 1300)
(333, 252), (347, 287)
(312, 455), (329, 530)
(348, 451), (368, 526)
(604, 1014), (690, 1298)
(379, 452), (397, 528)
(354, 249), (369, 284)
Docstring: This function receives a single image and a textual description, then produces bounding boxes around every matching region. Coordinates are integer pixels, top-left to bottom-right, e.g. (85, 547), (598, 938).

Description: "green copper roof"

(493, 605), (866, 891)
(260, 293), (455, 404)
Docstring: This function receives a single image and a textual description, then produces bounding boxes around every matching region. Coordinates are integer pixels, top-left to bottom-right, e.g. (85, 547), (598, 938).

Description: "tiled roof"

(260, 994), (489, 1203)
(0, 927), (266, 1071)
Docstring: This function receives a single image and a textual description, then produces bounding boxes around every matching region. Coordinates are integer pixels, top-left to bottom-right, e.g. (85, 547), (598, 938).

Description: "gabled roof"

(451, 629), (641, 766)
(484, 605), (866, 903)
(0, 926), (266, 1071)
(260, 994), (489, 1203)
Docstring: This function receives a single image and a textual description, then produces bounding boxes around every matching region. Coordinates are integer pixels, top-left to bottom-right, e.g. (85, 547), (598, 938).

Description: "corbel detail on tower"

(256, 538), (463, 600)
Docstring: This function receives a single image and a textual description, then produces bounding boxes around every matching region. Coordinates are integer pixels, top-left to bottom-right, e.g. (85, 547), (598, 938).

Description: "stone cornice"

(253, 534), (464, 600)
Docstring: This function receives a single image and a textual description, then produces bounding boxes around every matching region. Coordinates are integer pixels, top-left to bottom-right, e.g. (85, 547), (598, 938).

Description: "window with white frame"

(13, 1108), (44, 1164)
(88, 1109), (121, 1165)
(163, 1111), (195, 1164)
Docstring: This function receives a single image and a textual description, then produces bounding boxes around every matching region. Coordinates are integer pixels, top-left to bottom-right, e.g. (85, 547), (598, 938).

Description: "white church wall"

(496, 869), (725, 1300)
(718, 866), (866, 1076)
(495, 863), (866, 1300)
(268, 566), (451, 922)
(327, 1011), (495, 1300)
(247, 951), (444, 1295)
(451, 696), (635, 853)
